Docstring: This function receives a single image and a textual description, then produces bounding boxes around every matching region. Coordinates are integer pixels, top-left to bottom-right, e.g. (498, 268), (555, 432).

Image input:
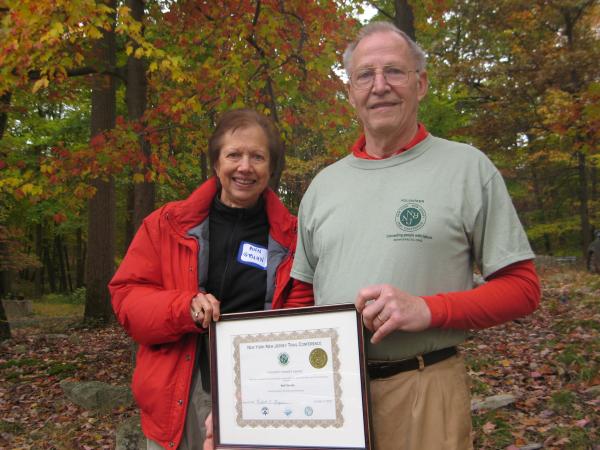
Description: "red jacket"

(109, 177), (313, 449)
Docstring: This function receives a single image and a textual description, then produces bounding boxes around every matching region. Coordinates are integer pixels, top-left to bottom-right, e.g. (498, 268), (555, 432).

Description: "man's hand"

(203, 412), (214, 450)
(355, 284), (431, 344)
(190, 293), (220, 328)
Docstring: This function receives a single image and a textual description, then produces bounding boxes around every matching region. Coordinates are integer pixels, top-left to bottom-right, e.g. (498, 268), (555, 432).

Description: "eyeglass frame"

(349, 65), (420, 90)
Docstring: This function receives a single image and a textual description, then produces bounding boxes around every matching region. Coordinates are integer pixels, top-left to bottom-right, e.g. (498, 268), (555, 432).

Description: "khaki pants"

(369, 353), (473, 450)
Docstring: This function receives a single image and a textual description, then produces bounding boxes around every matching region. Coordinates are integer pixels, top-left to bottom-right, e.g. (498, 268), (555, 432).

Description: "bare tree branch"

(366, 1), (394, 20)
(25, 66), (126, 83)
(252, 0), (261, 26)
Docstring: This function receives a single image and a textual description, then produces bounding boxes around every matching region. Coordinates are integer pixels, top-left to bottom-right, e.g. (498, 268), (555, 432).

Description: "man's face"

(348, 31), (428, 142)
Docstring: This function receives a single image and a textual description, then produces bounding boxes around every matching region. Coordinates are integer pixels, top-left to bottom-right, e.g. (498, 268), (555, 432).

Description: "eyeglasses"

(350, 66), (419, 90)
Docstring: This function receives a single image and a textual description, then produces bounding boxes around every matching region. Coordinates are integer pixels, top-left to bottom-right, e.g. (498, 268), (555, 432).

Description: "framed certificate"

(209, 303), (371, 450)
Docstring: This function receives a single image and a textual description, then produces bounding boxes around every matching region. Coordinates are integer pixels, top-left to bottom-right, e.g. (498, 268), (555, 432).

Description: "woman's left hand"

(190, 292), (221, 328)
(203, 412), (214, 450)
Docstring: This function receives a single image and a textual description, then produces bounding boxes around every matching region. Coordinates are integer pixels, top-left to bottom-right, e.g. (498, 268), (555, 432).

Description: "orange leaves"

(52, 212), (67, 224)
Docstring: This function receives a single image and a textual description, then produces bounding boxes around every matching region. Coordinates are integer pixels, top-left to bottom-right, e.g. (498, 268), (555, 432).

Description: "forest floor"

(0, 266), (598, 449)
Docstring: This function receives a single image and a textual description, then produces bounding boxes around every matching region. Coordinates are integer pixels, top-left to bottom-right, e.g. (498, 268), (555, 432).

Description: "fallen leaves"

(464, 267), (599, 449)
(0, 266), (598, 449)
(0, 322), (136, 449)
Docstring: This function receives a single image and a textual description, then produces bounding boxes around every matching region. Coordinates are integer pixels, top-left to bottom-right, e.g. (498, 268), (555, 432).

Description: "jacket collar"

(165, 177), (296, 249)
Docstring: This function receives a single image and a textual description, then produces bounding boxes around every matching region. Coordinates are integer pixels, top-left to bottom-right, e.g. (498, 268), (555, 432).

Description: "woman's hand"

(203, 412), (214, 450)
(190, 293), (221, 328)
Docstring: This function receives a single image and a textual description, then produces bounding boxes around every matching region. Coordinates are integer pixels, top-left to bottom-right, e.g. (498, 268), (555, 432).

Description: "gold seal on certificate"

(309, 348), (328, 369)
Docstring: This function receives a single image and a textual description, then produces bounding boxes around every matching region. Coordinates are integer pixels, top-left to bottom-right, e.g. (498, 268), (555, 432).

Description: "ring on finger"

(193, 310), (200, 319)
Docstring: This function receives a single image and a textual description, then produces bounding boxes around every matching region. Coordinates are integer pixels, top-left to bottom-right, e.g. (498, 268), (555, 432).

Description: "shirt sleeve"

(471, 171), (535, 277)
(423, 259), (540, 329)
(290, 194), (317, 284)
(283, 280), (314, 308)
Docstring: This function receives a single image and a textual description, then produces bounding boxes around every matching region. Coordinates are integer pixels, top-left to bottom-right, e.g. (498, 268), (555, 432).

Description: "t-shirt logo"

(395, 203), (427, 232)
(237, 241), (268, 270)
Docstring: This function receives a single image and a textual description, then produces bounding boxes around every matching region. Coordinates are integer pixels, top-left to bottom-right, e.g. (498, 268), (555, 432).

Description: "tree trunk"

(0, 92), (10, 139)
(577, 151), (591, 255)
(44, 244), (56, 292)
(531, 165), (552, 254)
(0, 298), (9, 341)
(55, 235), (67, 292)
(75, 227), (85, 288)
(34, 223), (44, 296)
(394, 0), (416, 41)
(63, 240), (73, 292)
(127, 0), (155, 234)
(200, 150), (208, 182)
(84, 0), (117, 324)
(592, 162), (597, 202)
(125, 184), (135, 251)
(1, 93), (13, 339)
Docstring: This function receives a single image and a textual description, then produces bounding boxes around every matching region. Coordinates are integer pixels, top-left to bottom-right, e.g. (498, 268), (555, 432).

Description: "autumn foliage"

(0, 0), (599, 318)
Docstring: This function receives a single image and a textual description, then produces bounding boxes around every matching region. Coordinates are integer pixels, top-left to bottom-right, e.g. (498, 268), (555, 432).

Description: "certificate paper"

(234, 329), (342, 427)
(210, 304), (371, 449)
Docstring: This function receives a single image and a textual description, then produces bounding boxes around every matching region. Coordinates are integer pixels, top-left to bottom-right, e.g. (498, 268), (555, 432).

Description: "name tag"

(237, 241), (268, 270)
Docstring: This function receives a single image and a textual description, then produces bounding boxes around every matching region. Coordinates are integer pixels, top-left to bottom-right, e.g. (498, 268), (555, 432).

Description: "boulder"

(1, 299), (32, 317)
(60, 380), (133, 411)
(116, 415), (145, 450)
(471, 393), (516, 411)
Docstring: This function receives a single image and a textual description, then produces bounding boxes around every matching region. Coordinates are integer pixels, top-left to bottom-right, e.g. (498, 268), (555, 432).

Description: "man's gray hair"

(343, 21), (427, 77)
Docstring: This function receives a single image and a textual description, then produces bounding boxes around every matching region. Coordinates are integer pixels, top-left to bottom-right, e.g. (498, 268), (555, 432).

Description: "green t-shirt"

(291, 135), (534, 360)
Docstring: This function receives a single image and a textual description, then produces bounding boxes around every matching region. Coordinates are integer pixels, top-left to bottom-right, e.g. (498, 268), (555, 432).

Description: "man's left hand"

(355, 284), (431, 344)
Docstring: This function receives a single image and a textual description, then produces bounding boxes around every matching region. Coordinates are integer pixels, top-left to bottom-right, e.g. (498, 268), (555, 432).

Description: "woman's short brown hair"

(208, 109), (284, 176)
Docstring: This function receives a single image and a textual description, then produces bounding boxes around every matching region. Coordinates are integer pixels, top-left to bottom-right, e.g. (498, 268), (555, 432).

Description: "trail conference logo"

(395, 203), (427, 232)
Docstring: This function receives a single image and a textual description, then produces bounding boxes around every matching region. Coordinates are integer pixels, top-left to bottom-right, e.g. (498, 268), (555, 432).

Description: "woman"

(109, 109), (313, 450)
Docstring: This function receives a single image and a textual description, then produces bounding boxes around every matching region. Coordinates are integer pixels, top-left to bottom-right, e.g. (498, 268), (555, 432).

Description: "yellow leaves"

(132, 173), (145, 183)
(0, 176), (21, 189)
(0, 176), (42, 199)
(96, 3), (115, 15)
(21, 183), (43, 196)
(160, 59), (171, 72)
(134, 47), (144, 59)
(41, 21), (64, 43)
(32, 77), (49, 93)
(74, 52), (84, 66)
(40, 164), (53, 175)
(117, 5), (131, 17)
(86, 26), (103, 40)
(185, 96), (202, 114)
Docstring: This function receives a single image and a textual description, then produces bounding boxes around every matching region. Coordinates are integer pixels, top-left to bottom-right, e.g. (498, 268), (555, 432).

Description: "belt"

(368, 347), (458, 380)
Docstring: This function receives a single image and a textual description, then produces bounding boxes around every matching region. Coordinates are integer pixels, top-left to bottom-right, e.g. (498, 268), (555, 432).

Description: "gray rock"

(1, 299), (32, 317)
(45, 333), (69, 342)
(471, 393), (516, 411)
(116, 415), (145, 450)
(67, 334), (81, 344)
(60, 380), (133, 411)
(519, 444), (543, 450)
(12, 344), (27, 354)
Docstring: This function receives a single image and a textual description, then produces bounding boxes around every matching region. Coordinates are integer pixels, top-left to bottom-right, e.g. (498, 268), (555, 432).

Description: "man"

(291, 21), (540, 450)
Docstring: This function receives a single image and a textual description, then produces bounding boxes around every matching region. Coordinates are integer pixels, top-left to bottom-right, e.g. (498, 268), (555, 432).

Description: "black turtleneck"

(205, 195), (269, 313)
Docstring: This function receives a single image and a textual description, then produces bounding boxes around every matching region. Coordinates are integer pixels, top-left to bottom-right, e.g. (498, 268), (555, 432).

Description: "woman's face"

(215, 124), (271, 208)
